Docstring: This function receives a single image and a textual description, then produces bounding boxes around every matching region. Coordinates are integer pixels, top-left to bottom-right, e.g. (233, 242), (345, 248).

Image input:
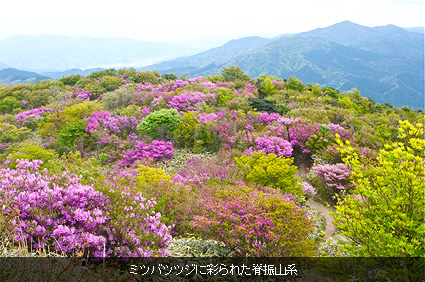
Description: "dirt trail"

(307, 199), (336, 238)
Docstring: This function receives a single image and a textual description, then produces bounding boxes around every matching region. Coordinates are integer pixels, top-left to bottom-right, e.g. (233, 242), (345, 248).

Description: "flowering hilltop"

(0, 67), (423, 266)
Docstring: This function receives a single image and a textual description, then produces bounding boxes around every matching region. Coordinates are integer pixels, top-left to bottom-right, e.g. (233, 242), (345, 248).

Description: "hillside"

(0, 68), (51, 84)
(0, 35), (196, 72)
(147, 36), (272, 71)
(0, 69), (423, 280)
(146, 21), (424, 109)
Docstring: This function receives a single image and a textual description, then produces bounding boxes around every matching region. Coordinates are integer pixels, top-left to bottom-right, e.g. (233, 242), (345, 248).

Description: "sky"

(1, 0), (423, 43)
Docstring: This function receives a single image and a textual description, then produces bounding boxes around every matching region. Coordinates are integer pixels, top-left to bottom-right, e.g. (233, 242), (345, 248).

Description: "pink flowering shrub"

(268, 118), (318, 154)
(253, 136), (293, 157)
(15, 107), (54, 128)
(167, 92), (207, 113)
(0, 159), (171, 257)
(86, 110), (139, 138)
(171, 79), (188, 91)
(302, 182), (317, 199)
(326, 123), (351, 139)
(192, 186), (316, 256)
(75, 89), (92, 100)
(198, 113), (219, 124)
(15, 107), (54, 121)
(171, 157), (232, 187)
(120, 140), (174, 166)
(313, 163), (354, 202)
(257, 112), (281, 124)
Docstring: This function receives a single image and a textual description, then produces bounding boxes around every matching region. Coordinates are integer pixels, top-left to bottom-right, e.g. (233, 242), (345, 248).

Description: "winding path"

(307, 199), (336, 238)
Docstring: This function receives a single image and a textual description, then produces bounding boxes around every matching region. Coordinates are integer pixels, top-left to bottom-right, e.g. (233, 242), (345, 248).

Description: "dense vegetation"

(0, 66), (423, 262)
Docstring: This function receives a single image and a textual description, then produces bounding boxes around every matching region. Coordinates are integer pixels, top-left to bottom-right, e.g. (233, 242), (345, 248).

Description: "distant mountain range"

(146, 21), (424, 109)
(0, 68), (50, 84)
(0, 22), (423, 109)
(0, 35), (200, 72)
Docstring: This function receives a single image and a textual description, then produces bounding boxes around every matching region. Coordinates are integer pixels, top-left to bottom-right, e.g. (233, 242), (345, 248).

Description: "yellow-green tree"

(332, 120), (424, 257)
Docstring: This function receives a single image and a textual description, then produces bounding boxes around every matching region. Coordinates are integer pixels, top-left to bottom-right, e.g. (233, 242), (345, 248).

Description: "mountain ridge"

(144, 21), (424, 109)
(0, 68), (51, 84)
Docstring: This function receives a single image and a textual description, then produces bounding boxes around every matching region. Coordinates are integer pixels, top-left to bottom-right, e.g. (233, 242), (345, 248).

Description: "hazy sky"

(1, 0), (423, 42)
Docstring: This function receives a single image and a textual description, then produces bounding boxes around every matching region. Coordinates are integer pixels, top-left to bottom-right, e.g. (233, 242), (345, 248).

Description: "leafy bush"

(234, 152), (303, 197)
(248, 98), (278, 113)
(136, 165), (201, 235)
(0, 122), (30, 144)
(175, 112), (198, 148)
(0, 159), (172, 257)
(56, 119), (88, 155)
(59, 74), (82, 86)
(332, 121), (425, 256)
(221, 66), (250, 82)
(216, 89), (236, 106)
(100, 87), (140, 111)
(192, 186), (316, 256)
(256, 74), (278, 98)
(137, 109), (180, 140)
(194, 123), (222, 153)
(137, 165), (173, 187)
(116, 104), (143, 119)
(98, 75), (124, 92)
(4, 143), (58, 170)
(288, 76), (305, 92)
(48, 151), (102, 184)
(0, 97), (22, 114)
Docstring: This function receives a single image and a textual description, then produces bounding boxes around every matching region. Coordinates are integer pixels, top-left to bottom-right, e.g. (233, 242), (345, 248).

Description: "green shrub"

(194, 124), (222, 153)
(137, 165), (173, 187)
(221, 66), (250, 82)
(288, 76), (305, 92)
(137, 108), (180, 140)
(115, 104), (142, 119)
(134, 71), (160, 84)
(256, 74), (278, 98)
(136, 164), (201, 235)
(87, 68), (118, 79)
(4, 143), (58, 170)
(0, 97), (22, 114)
(175, 112), (198, 148)
(83, 83), (106, 98)
(234, 152), (303, 197)
(49, 151), (102, 184)
(101, 88), (139, 111)
(0, 122), (30, 144)
(248, 98), (278, 113)
(99, 75), (124, 92)
(216, 89), (236, 106)
(56, 119), (88, 155)
(332, 121), (425, 256)
(59, 74), (82, 86)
